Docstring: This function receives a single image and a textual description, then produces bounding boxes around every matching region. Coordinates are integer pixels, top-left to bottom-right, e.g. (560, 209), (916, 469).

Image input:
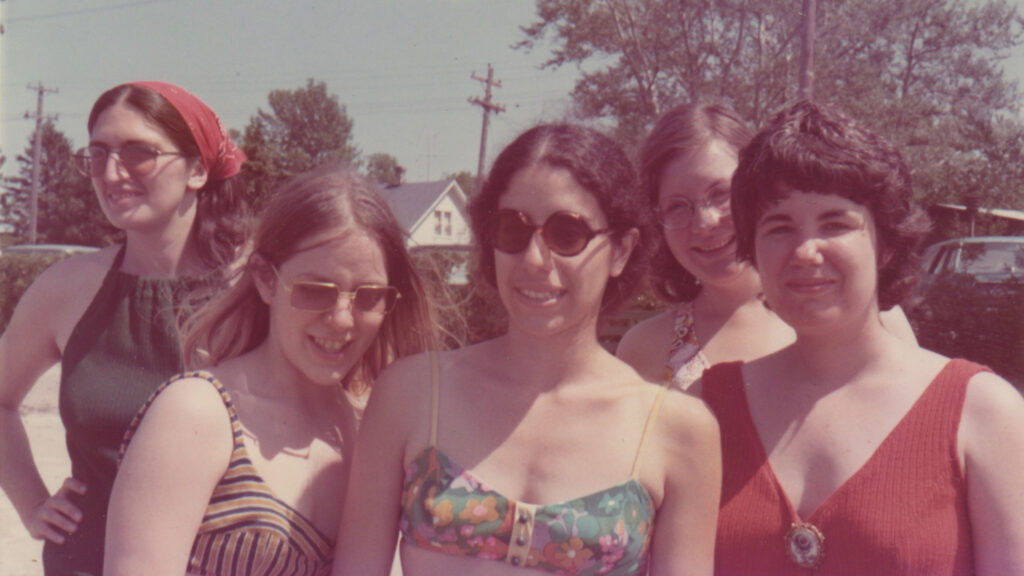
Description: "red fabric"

(702, 360), (984, 576)
(128, 81), (245, 182)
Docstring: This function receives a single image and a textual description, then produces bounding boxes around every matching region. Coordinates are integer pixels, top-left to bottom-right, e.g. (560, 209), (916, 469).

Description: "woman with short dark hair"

(707, 100), (1024, 574)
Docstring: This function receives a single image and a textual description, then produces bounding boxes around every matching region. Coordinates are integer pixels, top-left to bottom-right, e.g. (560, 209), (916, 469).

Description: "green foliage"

(443, 170), (477, 197)
(519, 0), (1024, 211)
(365, 153), (403, 186)
(0, 253), (64, 334)
(240, 79), (362, 210)
(410, 248), (506, 348)
(0, 120), (120, 246)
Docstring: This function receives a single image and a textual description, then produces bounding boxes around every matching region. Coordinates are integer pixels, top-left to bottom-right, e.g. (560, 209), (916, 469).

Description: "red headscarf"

(127, 81), (246, 182)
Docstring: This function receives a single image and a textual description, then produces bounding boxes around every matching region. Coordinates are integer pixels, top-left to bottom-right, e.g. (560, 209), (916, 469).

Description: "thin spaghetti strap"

(429, 350), (440, 447)
(630, 379), (672, 478)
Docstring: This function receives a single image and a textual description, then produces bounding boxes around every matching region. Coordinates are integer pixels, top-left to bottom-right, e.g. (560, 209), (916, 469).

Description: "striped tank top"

(120, 372), (333, 576)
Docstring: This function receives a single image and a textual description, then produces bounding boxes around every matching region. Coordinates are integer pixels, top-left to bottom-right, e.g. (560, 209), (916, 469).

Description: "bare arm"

(647, 394), (721, 576)
(960, 371), (1024, 575)
(0, 262), (83, 543)
(332, 356), (424, 576)
(104, 377), (233, 576)
(616, 311), (673, 383)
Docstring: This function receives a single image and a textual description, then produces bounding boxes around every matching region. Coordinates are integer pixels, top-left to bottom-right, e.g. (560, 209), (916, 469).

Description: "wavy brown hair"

(639, 103), (753, 302)
(469, 123), (655, 312)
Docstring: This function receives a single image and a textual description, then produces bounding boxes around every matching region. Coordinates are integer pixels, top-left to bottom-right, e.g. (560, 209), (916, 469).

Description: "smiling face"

(657, 140), (754, 290)
(257, 228), (390, 387)
(754, 188), (883, 334)
(87, 101), (207, 236)
(494, 164), (634, 339)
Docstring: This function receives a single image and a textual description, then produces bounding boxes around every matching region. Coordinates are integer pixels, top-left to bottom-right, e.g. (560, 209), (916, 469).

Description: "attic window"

(434, 210), (453, 237)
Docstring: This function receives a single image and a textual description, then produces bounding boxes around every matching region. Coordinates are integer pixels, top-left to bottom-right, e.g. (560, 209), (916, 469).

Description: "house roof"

(377, 179), (466, 231)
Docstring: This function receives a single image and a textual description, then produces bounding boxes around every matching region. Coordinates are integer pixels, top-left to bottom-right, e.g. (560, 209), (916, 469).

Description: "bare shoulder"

(657, 388), (720, 448)
(616, 308), (674, 381)
(640, 384), (721, 505)
(136, 375), (233, 436)
(32, 245), (118, 295)
(962, 369), (1024, 432)
(363, 350), (439, 433)
(0, 246), (121, 403)
(25, 246), (119, 337)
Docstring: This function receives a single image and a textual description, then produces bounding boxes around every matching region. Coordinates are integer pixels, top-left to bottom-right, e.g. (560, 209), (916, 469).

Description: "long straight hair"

(181, 165), (437, 394)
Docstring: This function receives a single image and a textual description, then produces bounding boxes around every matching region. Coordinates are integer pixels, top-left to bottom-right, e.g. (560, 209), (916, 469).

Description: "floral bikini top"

(666, 301), (710, 391)
(399, 353), (669, 575)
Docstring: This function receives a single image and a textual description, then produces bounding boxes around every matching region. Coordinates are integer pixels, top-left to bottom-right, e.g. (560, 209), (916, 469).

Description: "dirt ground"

(1, 366), (69, 576)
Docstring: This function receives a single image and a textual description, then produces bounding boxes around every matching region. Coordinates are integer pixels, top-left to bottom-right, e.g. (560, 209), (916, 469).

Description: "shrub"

(0, 253), (65, 334)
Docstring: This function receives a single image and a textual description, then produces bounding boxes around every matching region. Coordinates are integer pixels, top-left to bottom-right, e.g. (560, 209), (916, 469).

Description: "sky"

(1, 0), (1024, 185)
(0, 0), (579, 183)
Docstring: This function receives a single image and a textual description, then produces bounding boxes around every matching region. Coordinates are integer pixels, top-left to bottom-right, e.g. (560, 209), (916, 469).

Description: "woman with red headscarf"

(0, 81), (248, 575)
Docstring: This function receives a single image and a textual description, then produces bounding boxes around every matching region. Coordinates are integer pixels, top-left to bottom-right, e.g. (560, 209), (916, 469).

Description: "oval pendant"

(785, 522), (825, 568)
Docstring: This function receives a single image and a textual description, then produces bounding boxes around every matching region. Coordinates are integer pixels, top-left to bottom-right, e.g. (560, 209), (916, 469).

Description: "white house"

(377, 179), (472, 249)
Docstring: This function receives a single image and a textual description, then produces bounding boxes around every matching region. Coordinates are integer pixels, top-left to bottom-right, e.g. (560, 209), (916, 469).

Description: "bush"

(0, 253), (66, 334)
(410, 248), (507, 349)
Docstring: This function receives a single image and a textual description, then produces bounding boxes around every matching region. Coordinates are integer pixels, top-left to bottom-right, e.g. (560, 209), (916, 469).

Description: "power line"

(6, 0), (175, 23)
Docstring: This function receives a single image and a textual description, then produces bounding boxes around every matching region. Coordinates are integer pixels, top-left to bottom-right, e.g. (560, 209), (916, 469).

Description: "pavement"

(1, 366), (69, 576)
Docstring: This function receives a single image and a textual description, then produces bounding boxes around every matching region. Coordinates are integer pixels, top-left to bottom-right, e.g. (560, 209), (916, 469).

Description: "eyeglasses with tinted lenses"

(491, 210), (610, 257)
(74, 144), (185, 178)
(657, 187), (732, 229)
(270, 265), (400, 314)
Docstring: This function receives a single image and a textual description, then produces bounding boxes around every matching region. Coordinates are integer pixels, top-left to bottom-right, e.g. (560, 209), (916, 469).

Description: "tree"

(444, 170), (477, 197)
(365, 153), (403, 186)
(1, 121), (119, 246)
(240, 79), (361, 209)
(519, 0), (1024, 211)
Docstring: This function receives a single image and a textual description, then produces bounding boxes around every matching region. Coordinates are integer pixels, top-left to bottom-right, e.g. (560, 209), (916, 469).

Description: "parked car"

(907, 236), (1024, 388)
(0, 243), (100, 257)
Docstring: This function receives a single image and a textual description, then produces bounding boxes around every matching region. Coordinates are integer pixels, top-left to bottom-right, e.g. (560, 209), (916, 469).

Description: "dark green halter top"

(43, 246), (211, 576)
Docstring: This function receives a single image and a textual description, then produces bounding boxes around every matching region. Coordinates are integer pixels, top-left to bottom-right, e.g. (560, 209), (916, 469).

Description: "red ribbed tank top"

(702, 359), (985, 575)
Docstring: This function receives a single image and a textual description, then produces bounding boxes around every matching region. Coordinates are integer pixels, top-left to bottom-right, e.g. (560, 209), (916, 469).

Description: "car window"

(930, 246), (955, 275)
(961, 243), (1024, 276)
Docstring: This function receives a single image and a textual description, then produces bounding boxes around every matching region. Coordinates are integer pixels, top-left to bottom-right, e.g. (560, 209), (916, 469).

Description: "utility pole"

(25, 83), (59, 244)
(799, 0), (817, 101)
(468, 63), (505, 193)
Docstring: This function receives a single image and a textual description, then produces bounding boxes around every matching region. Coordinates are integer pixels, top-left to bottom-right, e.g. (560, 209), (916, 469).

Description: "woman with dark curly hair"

(0, 81), (248, 575)
(618, 103), (913, 393)
(334, 123), (721, 576)
(705, 100), (1024, 574)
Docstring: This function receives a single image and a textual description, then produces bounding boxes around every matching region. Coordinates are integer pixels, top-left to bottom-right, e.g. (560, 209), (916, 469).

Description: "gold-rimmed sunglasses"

(270, 265), (400, 315)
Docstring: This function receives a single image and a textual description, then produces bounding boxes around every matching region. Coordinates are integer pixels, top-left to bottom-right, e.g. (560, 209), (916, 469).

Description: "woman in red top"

(702, 100), (1024, 575)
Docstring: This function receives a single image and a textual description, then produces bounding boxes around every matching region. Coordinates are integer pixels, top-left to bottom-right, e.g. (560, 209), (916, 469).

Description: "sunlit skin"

(88, 102), (206, 240)
(754, 188), (883, 337)
(0, 99), (217, 549)
(617, 140), (793, 389)
(657, 141), (758, 291)
(494, 164), (631, 343)
(255, 228), (390, 388)
(333, 158), (720, 576)
(730, 185), (1024, 575)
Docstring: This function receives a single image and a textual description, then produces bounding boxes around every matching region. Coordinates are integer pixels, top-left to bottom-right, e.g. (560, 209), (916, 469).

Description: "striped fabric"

(120, 371), (333, 576)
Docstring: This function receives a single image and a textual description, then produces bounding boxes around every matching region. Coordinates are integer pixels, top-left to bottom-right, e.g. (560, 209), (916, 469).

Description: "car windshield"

(960, 242), (1024, 277)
